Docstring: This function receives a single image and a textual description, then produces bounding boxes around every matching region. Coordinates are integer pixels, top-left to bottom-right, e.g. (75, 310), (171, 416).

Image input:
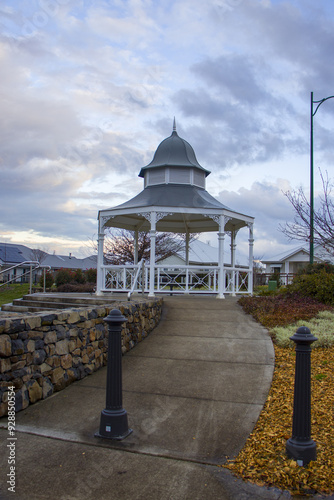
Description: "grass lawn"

(0, 283), (30, 306)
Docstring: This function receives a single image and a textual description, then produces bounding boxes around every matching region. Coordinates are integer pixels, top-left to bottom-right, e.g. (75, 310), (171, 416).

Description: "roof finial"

(173, 117), (176, 133)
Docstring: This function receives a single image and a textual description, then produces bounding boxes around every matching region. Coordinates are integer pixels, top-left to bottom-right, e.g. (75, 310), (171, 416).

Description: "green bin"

(268, 280), (277, 291)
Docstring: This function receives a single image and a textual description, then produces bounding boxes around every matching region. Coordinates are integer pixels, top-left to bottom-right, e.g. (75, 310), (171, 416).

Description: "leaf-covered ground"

(238, 293), (332, 329)
(223, 346), (334, 496)
(223, 295), (334, 496)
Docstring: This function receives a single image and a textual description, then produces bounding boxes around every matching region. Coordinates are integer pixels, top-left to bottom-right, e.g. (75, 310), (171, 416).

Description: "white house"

(262, 244), (334, 276)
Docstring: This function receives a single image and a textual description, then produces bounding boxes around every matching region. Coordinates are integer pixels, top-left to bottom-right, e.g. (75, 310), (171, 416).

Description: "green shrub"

(55, 268), (74, 287)
(287, 270), (334, 305)
(297, 262), (334, 275)
(85, 268), (97, 283)
(73, 268), (86, 284)
(56, 283), (95, 293)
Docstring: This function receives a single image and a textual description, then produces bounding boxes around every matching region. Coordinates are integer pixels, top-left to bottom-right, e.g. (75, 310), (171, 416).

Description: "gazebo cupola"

(139, 119), (210, 189)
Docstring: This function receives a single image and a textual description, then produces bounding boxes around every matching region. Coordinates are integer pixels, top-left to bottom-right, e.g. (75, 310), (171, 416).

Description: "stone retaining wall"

(0, 298), (163, 417)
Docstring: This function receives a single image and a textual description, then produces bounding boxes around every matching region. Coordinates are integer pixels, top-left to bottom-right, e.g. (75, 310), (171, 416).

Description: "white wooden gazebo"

(96, 121), (254, 298)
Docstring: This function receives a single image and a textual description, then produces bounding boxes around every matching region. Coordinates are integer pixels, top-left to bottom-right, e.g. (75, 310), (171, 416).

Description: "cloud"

(0, 0), (334, 258)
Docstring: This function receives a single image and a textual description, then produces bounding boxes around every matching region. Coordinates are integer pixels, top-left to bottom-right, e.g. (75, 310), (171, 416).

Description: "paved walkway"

(0, 295), (285, 500)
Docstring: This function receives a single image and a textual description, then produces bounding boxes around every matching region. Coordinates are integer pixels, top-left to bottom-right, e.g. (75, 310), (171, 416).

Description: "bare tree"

(103, 229), (196, 265)
(279, 171), (334, 257)
(30, 248), (48, 263)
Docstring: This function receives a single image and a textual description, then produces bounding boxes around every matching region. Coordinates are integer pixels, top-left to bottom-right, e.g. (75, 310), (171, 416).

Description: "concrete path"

(0, 296), (285, 500)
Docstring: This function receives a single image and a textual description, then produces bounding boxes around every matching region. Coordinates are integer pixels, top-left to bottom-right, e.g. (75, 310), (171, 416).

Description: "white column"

(96, 221), (105, 296)
(231, 230), (237, 296)
(134, 230), (139, 265)
(248, 223), (254, 295)
(185, 230), (190, 293)
(185, 230), (190, 266)
(217, 215), (225, 299)
(148, 212), (156, 297)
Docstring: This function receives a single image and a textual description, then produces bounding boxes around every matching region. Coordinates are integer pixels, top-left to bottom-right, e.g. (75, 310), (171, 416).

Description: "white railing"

(100, 264), (252, 295)
(127, 259), (145, 300)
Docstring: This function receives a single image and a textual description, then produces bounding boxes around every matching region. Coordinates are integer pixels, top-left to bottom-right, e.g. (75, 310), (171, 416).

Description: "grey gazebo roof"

(100, 184), (253, 233)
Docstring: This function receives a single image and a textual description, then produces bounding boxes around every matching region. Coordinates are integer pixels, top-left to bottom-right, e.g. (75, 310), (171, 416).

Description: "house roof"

(0, 243), (32, 264)
(0, 243), (97, 270)
(159, 240), (219, 265)
(262, 246), (308, 264)
(262, 245), (334, 265)
(42, 254), (97, 270)
(188, 240), (218, 264)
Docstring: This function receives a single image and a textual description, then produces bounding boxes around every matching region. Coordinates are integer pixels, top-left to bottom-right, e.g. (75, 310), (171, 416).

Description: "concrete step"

(21, 294), (119, 306)
(12, 299), (90, 310)
(1, 303), (57, 313)
(0, 293), (126, 314)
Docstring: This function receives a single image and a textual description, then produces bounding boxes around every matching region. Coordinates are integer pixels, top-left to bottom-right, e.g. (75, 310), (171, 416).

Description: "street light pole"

(310, 92), (334, 264)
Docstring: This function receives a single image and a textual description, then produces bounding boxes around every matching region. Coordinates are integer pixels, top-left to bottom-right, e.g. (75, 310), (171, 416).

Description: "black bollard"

(95, 309), (133, 440)
(286, 326), (317, 466)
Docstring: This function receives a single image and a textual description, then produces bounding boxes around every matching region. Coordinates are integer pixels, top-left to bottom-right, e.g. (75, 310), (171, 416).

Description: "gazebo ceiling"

(102, 210), (251, 234)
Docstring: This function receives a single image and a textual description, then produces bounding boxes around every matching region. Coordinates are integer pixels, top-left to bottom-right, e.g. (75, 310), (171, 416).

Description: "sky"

(1, 0), (334, 262)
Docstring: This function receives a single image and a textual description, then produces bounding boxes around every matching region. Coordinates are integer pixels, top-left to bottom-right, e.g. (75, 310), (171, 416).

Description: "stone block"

(11, 360), (26, 371)
(68, 340), (77, 353)
(48, 344), (56, 355)
(0, 358), (11, 373)
(55, 325), (66, 340)
(35, 339), (45, 350)
(53, 357), (61, 367)
(40, 362), (52, 374)
(69, 328), (79, 337)
(61, 354), (73, 369)
(11, 339), (24, 355)
(81, 354), (89, 364)
(94, 349), (102, 358)
(27, 380), (43, 404)
(51, 367), (65, 384)
(45, 357), (54, 366)
(25, 316), (41, 330)
(25, 339), (35, 353)
(84, 363), (95, 375)
(67, 311), (80, 324)
(41, 313), (57, 326)
(42, 378), (54, 399)
(55, 339), (69, 355)
(44, 331), (57, 344)
(33, 349), (47, 365)
(11, 378), (23, 390)
(15, 385), (29, 412)
(5, 318), (25, 334)
(66, 368), (78, 383)
(0, 334), (12, 356)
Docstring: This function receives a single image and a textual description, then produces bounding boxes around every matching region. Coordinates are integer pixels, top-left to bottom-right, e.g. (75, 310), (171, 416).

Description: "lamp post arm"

(310, 92), (334, 265)
(313, 95), (334, 116)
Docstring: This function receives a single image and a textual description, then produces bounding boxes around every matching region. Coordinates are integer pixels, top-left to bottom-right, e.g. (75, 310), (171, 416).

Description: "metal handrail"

(127, 259), (145, 300)
(0, 261), (51, 293)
